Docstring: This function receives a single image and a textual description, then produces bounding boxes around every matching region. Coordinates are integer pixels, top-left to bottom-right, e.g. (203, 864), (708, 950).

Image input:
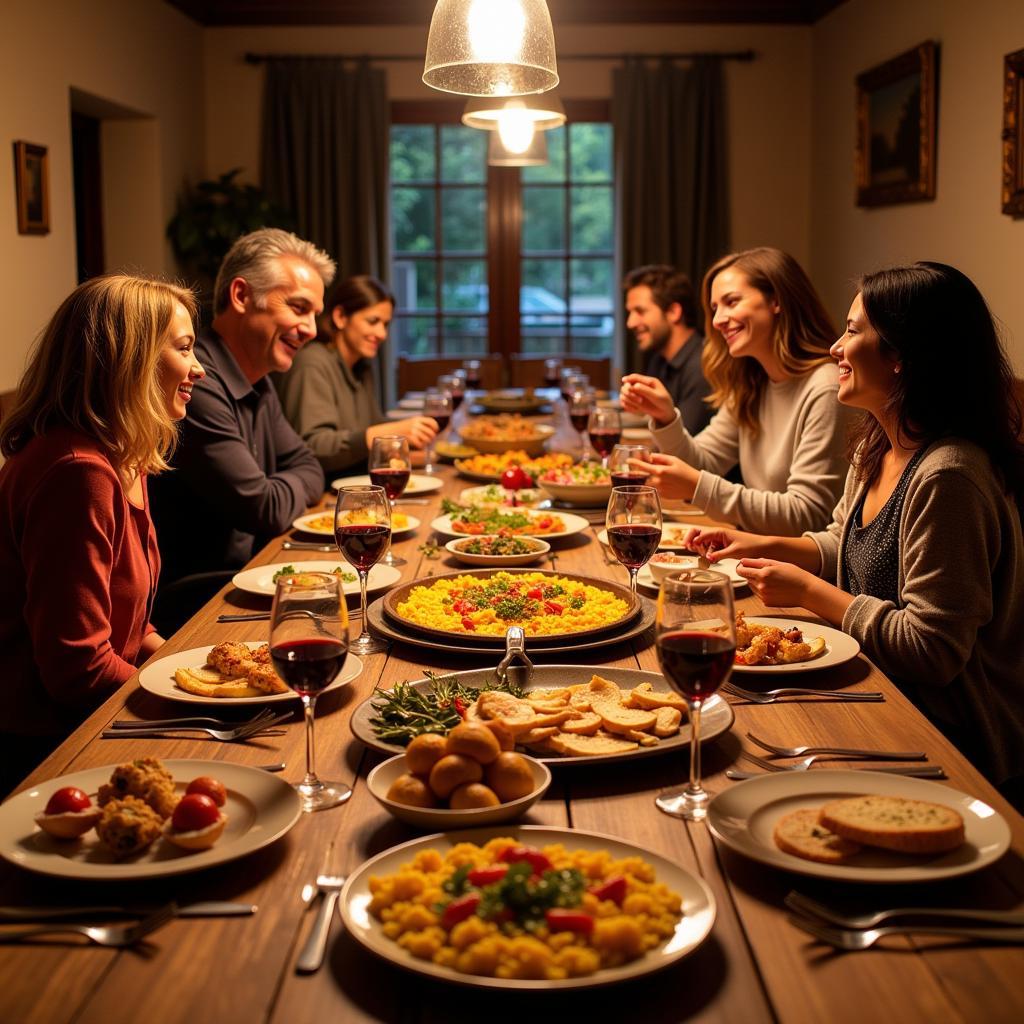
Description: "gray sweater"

(807, 440), (1024, 785)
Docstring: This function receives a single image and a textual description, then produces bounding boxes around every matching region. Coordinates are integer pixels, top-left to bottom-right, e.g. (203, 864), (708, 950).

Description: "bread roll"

(773, 808), (862, 863)
(818, 795), (965, 854)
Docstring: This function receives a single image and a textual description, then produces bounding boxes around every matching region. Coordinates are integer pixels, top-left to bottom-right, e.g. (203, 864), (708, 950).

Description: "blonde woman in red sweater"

(0, 275), (203, 793)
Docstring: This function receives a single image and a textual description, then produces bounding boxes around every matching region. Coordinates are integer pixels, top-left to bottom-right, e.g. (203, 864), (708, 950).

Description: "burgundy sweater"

(0, 428), (159, 737)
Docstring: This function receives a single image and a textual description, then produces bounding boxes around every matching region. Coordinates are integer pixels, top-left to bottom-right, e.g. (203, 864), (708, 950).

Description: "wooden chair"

(396, 355), (503, 396)
(509, 354), (612, 391)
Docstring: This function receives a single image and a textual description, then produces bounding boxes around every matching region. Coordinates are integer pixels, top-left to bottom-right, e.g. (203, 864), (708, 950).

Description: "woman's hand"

(735, 558), (817, 608)
(683, 527), (765, 561)
(368, 417), (438, 450)
(619, 374), (676, 427)
(629, 453), (699, 501)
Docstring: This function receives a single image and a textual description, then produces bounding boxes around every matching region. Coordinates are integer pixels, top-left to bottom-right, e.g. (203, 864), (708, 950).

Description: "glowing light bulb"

(497, 104), (535, 154)
(468, 0), (526, 63)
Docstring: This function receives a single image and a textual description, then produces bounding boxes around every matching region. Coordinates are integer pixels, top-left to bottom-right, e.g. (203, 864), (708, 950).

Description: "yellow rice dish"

(368, 837), (683, 980)
(395, 572), (631, 636)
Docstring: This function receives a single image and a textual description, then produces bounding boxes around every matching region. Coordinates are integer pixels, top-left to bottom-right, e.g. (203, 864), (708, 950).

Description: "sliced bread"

(773, 808), (863, 863)
(818, 795), (966, 854)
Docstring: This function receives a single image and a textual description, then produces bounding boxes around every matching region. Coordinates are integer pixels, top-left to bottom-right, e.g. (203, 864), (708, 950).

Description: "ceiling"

(166, 1), (847, 28)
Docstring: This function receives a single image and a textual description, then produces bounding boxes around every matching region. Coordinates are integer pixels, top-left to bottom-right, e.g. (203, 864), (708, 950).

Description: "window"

(389, 105), (614, 362)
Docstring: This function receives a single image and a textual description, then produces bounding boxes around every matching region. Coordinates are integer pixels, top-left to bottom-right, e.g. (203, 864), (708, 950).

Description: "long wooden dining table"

(2, 461), (1023, 1024)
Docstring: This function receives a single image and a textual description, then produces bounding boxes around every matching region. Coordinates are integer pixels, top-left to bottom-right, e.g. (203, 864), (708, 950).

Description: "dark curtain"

(612, 57), (729, 372)
(260, 57), (390, 283)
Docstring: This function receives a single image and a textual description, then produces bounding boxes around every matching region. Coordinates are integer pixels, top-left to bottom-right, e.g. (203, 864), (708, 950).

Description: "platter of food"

(0, 758), (303, 880)
(293, 510), (419, 537)
(536, 464), (613, 507)
(459, 416), (555, 457)
(458, 484), (545, 508)
(231, 561), (401, 599)
(338, 825), (716, 989)
(454, 451), (573, 484)
(364, 593), (656, 657)
(731, 615), (860, 674)
(706, 770), (1010, 883)
(330, 472), (443, 495)
(473, 389), (550, 414)
(434, 441), (480, 461)
(431, 509), (590, 540)
(138, 641), (363, 704)
(351, 665), (733, 766)
(445, 535), (551, 567)
(382, 569), (639, 646)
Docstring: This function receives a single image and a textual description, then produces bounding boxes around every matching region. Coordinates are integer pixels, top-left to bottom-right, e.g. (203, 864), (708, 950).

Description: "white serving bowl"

(445, 535), (551, 567)
(367, 753), (552, 830)
(459, 424), (555, 457)
(647, 553), (705, 584)
(537, 478), (613, 507)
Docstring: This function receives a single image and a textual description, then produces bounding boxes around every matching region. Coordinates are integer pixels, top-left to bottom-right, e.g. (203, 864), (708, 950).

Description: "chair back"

(397, 355), (503, 396)
(509, 354), (612, 391)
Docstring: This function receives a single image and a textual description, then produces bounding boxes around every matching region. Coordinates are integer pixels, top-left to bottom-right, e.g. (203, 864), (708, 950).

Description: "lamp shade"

(461, 94), (566, 131)
(423, 0), (559, 97)
(488, 130), (549, 166)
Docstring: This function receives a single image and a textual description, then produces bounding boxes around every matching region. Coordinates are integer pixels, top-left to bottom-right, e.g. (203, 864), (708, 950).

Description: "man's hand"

(368, 417), (438, 451)
(619, 373), (676, 427)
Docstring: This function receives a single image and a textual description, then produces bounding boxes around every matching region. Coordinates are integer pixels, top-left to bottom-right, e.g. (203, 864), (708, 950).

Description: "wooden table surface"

(2, 462), (1022, 1024)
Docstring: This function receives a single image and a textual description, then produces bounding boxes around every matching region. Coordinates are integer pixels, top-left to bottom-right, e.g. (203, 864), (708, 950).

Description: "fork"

(789, 914), (1024, 950)
(0, 902), (176, 947)
(785, 891), (1024, 929)
(739, 750), (944, 775)
(295, 875), (345, 973)
(101, 711), (292, 741)
(746, 731), (926, 760)
(110, 709), (279, 731)
(722, 681), (884, 703)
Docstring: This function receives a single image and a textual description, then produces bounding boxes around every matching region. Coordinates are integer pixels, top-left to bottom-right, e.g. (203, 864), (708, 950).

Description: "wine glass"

(334, 484), (391, 655)
(422, 386), (452, 475)
(559, 367), (585, 405)
(568, 387), (595, 461)
(609, 443), (652, 488)
(543, 356), (563, 392)
(654, 570), (736, 821)
(368, 435), (410, 568)
(605, 484), (662, 593)
(437, 373), (466, 433)
(587, 405), (623, 468)
(462, 358), (482, 390)
(270, 571), (351, 812)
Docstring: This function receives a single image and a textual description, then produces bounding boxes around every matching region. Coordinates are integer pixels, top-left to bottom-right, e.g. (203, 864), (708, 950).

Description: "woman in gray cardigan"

(276, 275), (437, 474)
(686, 262), (1024, 804)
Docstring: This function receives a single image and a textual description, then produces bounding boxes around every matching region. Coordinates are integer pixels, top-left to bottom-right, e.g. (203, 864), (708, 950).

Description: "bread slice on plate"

(773, 808), (863, 863)
(818, 795), (966, 854)
(173, 668), (264, 699)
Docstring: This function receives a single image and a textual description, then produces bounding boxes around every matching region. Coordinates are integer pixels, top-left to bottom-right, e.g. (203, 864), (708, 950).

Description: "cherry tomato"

(497, 845), (553, 874)
(543, 601), (563, 615)
(467, 864), (509, 887)
(527, 587), (543, 600)
(589, 875), (627, 904)
(545, 909), (595, 934)
(454, 697), (468, 720)
(441, 892), (481, 929)
(44, 787), (92, 815)
(461, 617), (476, 630)
(186, 776), (227, 807)
(171, 793), (220, 832)
(500, 468), (523, 491)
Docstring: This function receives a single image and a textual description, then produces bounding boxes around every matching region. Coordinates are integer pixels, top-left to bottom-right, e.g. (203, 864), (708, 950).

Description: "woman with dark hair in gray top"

(686, 262), (1024, 804)
(276, 275), (438, 473)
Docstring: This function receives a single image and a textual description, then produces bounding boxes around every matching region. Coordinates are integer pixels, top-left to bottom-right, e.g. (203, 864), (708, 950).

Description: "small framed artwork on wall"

(13, 140), (50, 235)
(855, 42), (938, 207)
(1002, 47), (1024, 218)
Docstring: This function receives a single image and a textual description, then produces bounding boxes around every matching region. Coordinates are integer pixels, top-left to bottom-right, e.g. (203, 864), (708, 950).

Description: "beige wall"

(202, 21), (815, 264)
(811, 0), (1024, 370)
(0, 0), (204, 391)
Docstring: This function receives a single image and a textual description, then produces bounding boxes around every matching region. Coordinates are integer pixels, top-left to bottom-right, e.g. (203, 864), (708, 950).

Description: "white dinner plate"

(339, 825), (716, 989)
(636, 558), (746, 591)
(138, 642), (364, 705)
(431, 511), (591, 540)
(330, 473), (443, 495)
(398, 396), (425, 410)
(293, 511), (419, 537)
(732, 617), (861, 674)
(0, 760), (302, 880)
(596, 525), (694, 551)
(231, 561), (402, 599)
(662, 505), (705, 519)
(707, 770), (1011, 883)
(457, 484), (545, 508)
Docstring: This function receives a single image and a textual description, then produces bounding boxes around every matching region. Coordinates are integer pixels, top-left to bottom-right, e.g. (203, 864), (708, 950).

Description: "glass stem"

(302, 695), (319, 788)
(358, 570), (371, 640)
(688, 700), (703, 795)
(628, 567), (638, 593)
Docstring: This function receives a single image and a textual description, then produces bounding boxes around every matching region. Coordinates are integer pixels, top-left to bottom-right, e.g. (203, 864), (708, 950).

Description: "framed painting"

(1002, 47), (1024, 218)
(855, 42), (937, 207)
(13, 141), (49, 235)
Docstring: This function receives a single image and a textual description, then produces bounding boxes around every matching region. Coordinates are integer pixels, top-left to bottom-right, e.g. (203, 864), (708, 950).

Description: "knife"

(282, 541), (336, 552)
(0, 901), (256, 921)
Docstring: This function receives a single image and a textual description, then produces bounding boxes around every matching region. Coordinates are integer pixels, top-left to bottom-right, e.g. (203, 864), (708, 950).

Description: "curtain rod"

(244, 50), (755, 64)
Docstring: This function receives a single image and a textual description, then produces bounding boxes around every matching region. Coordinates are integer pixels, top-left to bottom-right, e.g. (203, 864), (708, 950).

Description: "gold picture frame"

(13, 140), (49, 235)
(855, 42), (938, 207)
(1002, 47), (1024, 218)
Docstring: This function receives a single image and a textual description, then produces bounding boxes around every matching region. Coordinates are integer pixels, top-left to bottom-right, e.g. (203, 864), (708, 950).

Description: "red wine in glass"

(544, 372), (560, 388)
(657, 630), (735, 701)
(271, 637), (349, 697)
(589, 428), (622, 459)
(570, 410), (590, 433)
(369, 467), (410, 500)
(335, 523), (390, 572)
(432, 413), (450, 433)
(610, 470), (651, 488)
(449, 392), (464, 411)
(606, 523), (661, 568)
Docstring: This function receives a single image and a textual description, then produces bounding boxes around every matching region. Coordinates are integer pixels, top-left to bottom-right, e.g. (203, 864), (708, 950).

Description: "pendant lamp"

(423, 0), (559, 97)
(462, 93), (566, 132)
(488, 130), (549, 166)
